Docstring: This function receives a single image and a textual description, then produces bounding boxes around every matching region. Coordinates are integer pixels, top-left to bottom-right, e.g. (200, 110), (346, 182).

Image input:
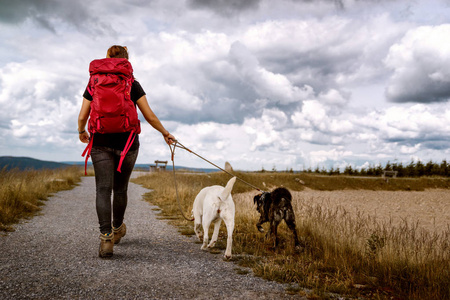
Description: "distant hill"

(66, 161), (218, 173)
(134, 164), (218, 173)
(0, 156), (70, 171)
(0, 156), (220, 173)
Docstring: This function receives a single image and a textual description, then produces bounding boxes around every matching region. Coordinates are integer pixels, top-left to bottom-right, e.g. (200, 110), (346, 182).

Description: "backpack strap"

(81, 135), (94, 175)
(87, 84), (94, 96)
(87, 75), (96, 96)
(117, 130), (137, 173)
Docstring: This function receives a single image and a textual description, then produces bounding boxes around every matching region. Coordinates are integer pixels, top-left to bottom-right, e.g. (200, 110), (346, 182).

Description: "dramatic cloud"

(240, 14), (408, 93)
(0, 0), (449, 170)
(228, 41), (314, 105)
(385, 24), (450, 103)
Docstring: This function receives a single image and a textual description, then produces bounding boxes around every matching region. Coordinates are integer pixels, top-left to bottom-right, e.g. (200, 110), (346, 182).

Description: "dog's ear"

(253, 194), (261, 205)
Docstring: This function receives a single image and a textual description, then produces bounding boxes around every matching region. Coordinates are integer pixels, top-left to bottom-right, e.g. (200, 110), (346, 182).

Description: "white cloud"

(380, 104), (450, 140)
(291, 99), (354, 142)
(318, 89), (349, 106)
(400, 143), (422, 154)
(309, 148), (353, 166)
(149, 83), (203, 115)
(244, 110), (284, 151)
(385, 24), (450, 103)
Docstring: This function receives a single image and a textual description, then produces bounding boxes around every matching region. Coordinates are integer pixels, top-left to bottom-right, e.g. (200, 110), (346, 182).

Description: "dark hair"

(107, 45), (129, 59)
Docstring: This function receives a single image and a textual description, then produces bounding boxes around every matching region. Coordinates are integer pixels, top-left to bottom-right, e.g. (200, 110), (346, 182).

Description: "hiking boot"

(113, 223), (126, 244)
(99, 233), (114, 258)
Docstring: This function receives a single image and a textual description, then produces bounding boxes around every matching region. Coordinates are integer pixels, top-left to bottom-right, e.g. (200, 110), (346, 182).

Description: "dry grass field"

(292, 188), (450, 234)
(2, 167), (447, 299)
(134, 171), (450, 299)
(0, 167), (83, 232)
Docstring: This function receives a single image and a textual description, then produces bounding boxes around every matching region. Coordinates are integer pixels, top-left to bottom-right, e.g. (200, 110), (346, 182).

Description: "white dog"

(192, 177), (236, 259)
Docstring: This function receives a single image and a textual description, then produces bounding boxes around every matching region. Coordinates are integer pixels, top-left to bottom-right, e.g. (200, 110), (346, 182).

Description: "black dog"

(253, 187), (301, 250)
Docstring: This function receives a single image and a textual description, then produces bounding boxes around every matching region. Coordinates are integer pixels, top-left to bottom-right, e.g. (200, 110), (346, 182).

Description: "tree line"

(306, 160), (450, 177)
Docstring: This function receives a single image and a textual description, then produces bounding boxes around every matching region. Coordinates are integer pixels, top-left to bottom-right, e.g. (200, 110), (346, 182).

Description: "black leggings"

(90, 146), (139, 234)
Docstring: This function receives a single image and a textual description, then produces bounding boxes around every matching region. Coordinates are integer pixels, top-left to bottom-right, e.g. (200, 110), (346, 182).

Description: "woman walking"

(78, 45), (175, 258)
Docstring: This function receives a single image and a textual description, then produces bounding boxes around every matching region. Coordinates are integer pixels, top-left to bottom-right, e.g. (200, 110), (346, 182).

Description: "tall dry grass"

(0, 166), (83, 232)
(133, 171), (450, 299)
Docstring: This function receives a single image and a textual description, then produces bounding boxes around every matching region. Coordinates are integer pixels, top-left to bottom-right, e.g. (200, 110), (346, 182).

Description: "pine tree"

(314, 166), (320, 174)
(440, 160), (448, 176)
(416, 160), (425, 177)
(395, 162), (405, 177)
(375, 164), (383, 176)
(406, 160), (416, 177)
(344, 165), (354, 175)
(385, 161), (392, 171)
(328, 167), (335, 175)
(425, 160), (434, 176)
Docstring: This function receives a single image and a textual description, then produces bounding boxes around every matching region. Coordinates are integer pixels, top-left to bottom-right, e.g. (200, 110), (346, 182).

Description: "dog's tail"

(219, 177), (236, 201)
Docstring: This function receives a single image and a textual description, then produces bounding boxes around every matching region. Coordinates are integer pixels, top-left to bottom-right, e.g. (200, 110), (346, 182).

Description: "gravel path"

(0, 176), (302, 300)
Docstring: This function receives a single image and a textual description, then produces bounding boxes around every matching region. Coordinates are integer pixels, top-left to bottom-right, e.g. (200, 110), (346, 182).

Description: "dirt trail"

(0, 176), (300, 300)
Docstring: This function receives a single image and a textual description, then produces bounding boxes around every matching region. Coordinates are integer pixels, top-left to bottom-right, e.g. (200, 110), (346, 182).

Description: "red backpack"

(82, 58), (141, 174)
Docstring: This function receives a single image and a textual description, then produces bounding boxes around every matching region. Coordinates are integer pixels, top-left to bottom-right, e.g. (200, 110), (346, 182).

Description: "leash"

(168, 140), (194, 221)
(168, 139), (265, 221)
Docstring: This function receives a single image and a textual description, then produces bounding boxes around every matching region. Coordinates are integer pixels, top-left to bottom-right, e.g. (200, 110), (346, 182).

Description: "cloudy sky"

(1, 0), (450, 171)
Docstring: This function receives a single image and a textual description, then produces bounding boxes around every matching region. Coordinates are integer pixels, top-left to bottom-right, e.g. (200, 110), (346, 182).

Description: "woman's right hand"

(79, 131), (90, 143)
(164, 132), (176, 145)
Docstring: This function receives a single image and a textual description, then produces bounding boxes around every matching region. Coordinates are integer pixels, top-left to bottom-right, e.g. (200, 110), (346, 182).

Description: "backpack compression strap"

(81, 135), (94, 175)
(81, 131), (136, 174)
(117, 130), (137, 173)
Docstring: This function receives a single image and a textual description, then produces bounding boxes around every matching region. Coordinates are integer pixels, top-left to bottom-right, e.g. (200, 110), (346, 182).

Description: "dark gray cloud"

(333, 0), (403, 9)
(0, 0), (35, 24)
(0, 0), (80, 24)
(386, 80), (450, 103)
(186, 0), (355, 16)
(288, 0), (399, 10)
(421, 140), (450, 150)
(385, 138), (450, 147)
(385, 56), (450, 103)
(187, 0), (261, 15)
(0, 0), (113, 35)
